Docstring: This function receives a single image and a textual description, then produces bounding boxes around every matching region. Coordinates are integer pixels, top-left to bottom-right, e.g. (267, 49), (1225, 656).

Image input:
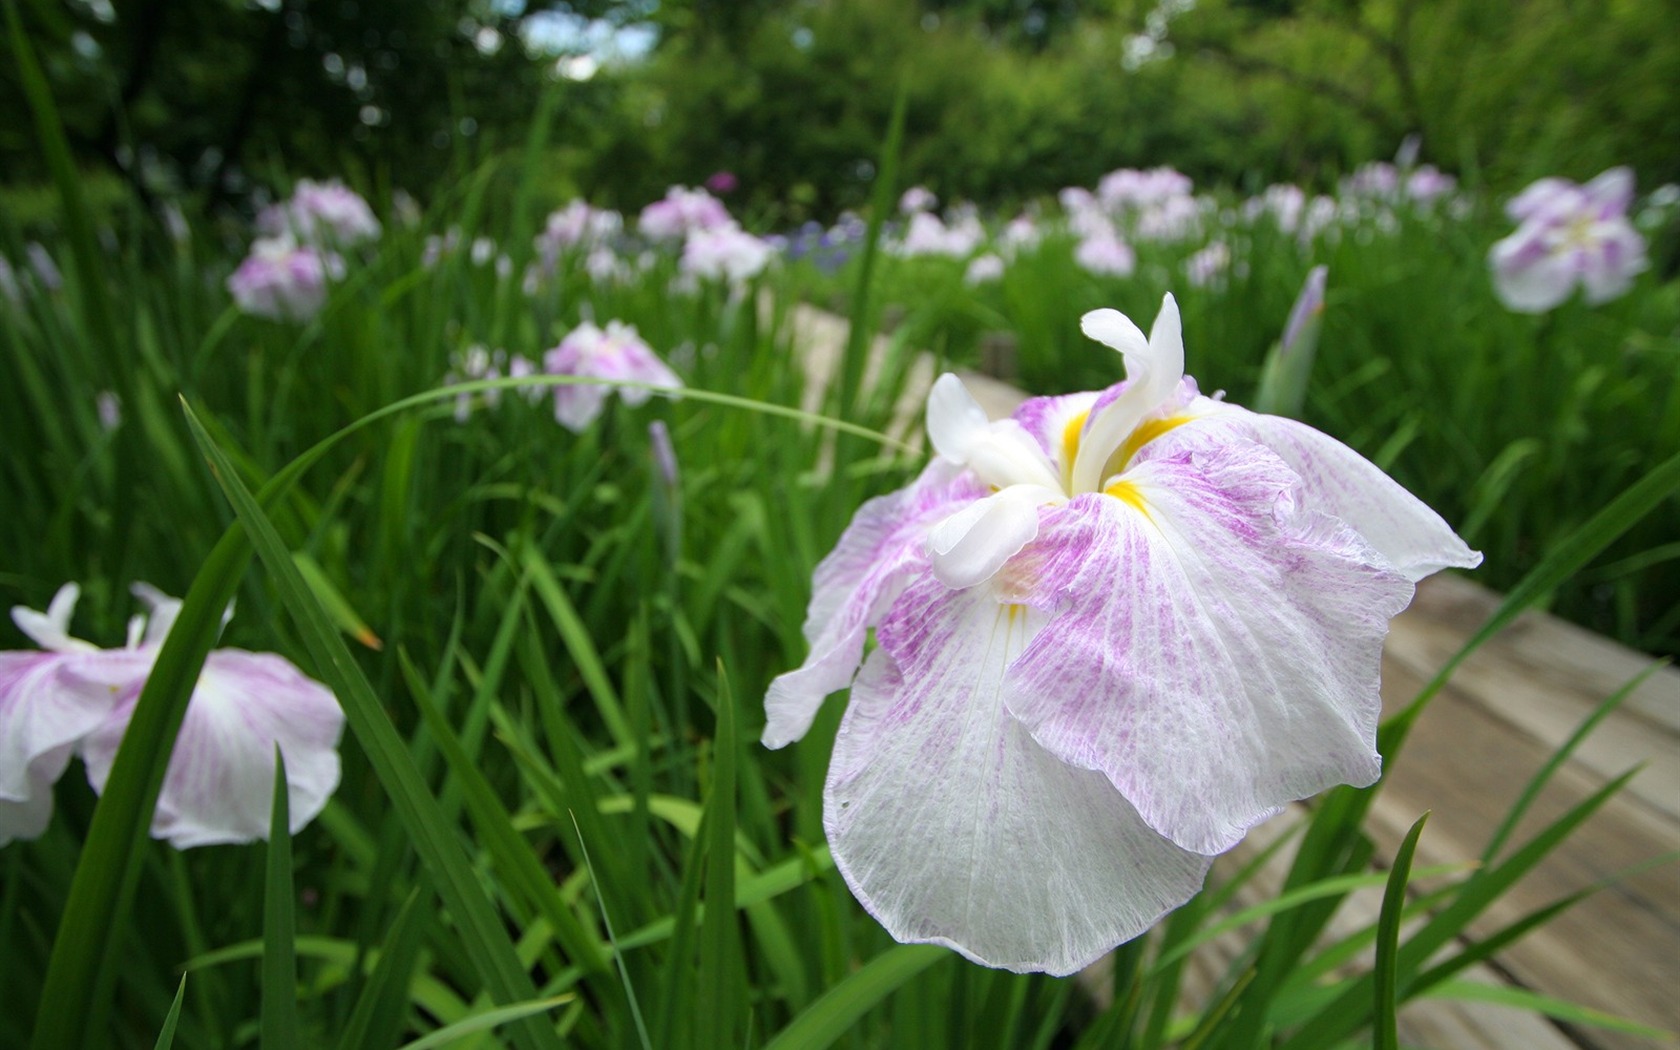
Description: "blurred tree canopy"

(3, 0), (1677, 223)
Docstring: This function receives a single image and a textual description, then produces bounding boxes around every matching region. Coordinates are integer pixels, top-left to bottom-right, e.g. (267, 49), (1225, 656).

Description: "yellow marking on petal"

(1060, 410), (1089, 490)
(1004, 602), (1028, 624)
(1104, 480), (1149, 516)
(1114, 414), (1191, 472)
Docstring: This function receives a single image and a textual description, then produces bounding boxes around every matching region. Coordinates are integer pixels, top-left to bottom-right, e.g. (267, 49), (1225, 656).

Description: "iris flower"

(543, 320), (682, 432)
(1489, 167), (1647, 313)
(2, 583), (344, 849)
(763, 295), (1479, 975)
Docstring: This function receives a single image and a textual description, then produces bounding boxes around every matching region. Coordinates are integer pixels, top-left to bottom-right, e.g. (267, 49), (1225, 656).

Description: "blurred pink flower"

(705, 170), (739, 195)
(681, 222), (774, 283)
(1074, 231), (1136, 277)
(227, 235), (343, 322)
(1489, 167), (1647, 312)
(638, 186), (732, 241)
(258, 179), (381, 247)
(543, 320), (682, 431)
(964, 253), (1006, 286)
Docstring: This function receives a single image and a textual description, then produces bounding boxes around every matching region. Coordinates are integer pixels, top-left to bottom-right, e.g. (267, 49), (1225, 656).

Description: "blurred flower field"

(4, 52), (1680, 1050)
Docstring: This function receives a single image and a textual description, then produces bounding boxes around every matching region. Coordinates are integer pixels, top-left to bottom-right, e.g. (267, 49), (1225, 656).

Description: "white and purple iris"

(763, 295), (1479, 975)
(2, 583), (344, 849)
(227, 235), (344, 322)
(1489, 167), (1648, 313)
(543, 320), (682, 432)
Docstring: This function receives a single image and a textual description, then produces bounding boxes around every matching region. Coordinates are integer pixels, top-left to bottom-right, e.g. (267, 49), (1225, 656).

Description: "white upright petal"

(11, 583), (97, 653)
(926, 486), (1054, 590)
(826, 578), (1210, 975)
(1144, 294), (1186, 406)
(1003, 445), (1409, 855)
(926, 373), (992, 463)
(78, 650), (344, 848)
(1079, 308), (1149, 364)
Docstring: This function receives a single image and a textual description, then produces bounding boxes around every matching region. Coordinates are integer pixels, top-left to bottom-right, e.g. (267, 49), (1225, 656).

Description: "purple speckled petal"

(762, 460), (983, 748)
(0, 649), (141, 844)
(825, 577), (1211, 975)
(1009, 390), (1099, 457)
(1162, 408), (1480, 582)
(1003, 443), (1412, 855)
(1490, 236), (1577, 313)
(78, 650), (344, 848)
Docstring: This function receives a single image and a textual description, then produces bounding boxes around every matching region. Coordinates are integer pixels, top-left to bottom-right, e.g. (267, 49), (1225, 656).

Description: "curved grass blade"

(336, 889), (427, 1050)
(393, 996), (575, 1050)
(760, 944), (948, 1050)
(1421, 980), (1674, 1041)
(180, 399), (562, 1050)
(262, 751), (301, 1050)
(1374, 813), (1428, 1050)
(150, 977), (187, 1050)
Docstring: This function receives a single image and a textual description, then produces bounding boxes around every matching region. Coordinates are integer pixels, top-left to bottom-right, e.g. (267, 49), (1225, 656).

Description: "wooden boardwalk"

(788, 306), (1680, 1048)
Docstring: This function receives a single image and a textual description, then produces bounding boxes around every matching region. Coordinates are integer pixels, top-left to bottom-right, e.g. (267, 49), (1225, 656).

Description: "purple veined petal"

(1009, 390), (1099, 460)
(763, 460), (984, 748)
(926, 485), (1057, 591)
(1003, 444), (1412, 856)
(1505, 177), (1576, 222)
(79, 650), (344, 848)
(0, 648), (145, 845)
(927, 373), (992, 462)
(1580, 221), (1648, 304)
(553, 382), (612, 432)
(1165, 407), (1480, 581)
(1489, 239), (1577, 313)
(1582, 166), (1636, 219)
(825, 577), (1211, 975)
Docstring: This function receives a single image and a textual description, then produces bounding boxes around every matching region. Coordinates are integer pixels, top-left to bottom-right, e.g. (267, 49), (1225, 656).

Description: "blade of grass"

(760, 944), (948, 1050)
(1373, 813), (1428, 1050)
(393, 996), (576, 1050)
(698, 663), (741, 1049)
(180, 398), (562, 1050)
(150, 977), (187, 1050)
(1419, 981), (1674, 1041)
(262, 751), (301, 1050)
(336, 889), (428, 1050)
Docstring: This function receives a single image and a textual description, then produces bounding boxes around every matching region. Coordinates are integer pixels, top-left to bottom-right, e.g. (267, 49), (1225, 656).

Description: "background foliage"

(5, 0), (1679, 227)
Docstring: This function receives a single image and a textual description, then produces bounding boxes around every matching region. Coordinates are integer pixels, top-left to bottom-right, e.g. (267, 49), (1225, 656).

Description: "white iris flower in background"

(762, 295), (1480, 975)
(2, 583), (344, 849)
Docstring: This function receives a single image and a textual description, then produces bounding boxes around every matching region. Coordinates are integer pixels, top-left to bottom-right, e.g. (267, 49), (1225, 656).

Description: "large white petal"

(763, 460), (982, 748)
(79, 650), (344, 848)
(1003, 444), (1411, 856)
(0, 651), (139, 804)
(1176, 408), (1481, 581)
(826, 577), (1210, 975)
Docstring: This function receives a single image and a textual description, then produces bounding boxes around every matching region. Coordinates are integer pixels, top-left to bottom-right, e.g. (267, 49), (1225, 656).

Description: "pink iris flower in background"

(3, 583), (344, 849)
(638, 186), (732, 242)
(543, 320), (682, 432)
(1489, 167), (1648, 313)
(227, 235), (344, 322)
(762, 295), (1479, 975)
(680, 222), (775, 284)
(258, 178), (382, 247)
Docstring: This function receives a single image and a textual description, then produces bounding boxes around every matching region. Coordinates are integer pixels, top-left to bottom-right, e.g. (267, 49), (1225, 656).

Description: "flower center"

(1060, 409), (1192, 497)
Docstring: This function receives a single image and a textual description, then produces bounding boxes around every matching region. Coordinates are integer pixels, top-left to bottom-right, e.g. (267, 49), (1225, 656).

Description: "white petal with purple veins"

(826, 577), (1211, 975)
(1177, 407), (1482, 581)
(79, 650), (344, 848)
(1003, 445), (1409, 855)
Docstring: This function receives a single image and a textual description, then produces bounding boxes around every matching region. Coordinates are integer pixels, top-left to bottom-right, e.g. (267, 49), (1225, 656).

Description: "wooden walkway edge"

(787, 305), (1680, 1048)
